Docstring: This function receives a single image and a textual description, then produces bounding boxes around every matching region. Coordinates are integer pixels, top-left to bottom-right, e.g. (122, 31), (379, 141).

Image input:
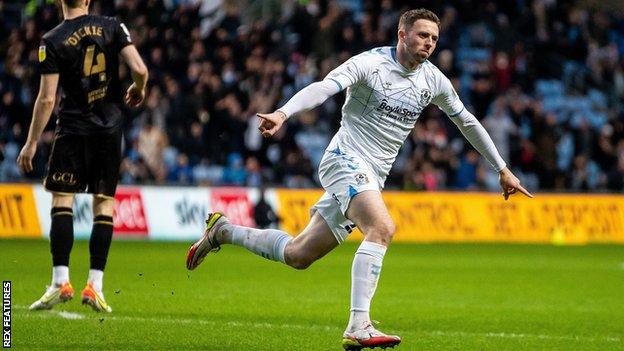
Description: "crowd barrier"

(1, 184), (623, 244)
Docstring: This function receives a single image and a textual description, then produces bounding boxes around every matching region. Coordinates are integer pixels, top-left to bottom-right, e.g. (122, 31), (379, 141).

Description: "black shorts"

(44, 129), (122, 198)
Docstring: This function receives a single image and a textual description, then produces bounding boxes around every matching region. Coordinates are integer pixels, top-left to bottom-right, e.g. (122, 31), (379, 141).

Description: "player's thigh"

(286, 211), (339, 263)
(346, 190), (395, 243)
(85, 130), (122, 198)
(44, 133), (88, 194)
(317, 148), (381, 240)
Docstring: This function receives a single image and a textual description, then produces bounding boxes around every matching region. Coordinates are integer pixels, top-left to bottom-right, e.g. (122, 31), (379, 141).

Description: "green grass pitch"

(1, 239), (623, 350)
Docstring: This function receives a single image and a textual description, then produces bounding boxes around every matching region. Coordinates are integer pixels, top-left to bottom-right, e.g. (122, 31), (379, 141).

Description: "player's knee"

(92, 196), (114, 217)
(51, 193), (74, 208)
(387, 221), (397, 238)
(368, 221), (396, 246)
(381, 221), (396, 245)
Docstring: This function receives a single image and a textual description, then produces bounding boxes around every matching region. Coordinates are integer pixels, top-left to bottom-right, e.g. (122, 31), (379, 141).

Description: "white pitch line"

(56, 311), (85, 320)
(14, 306), (620, 344)
(424, 330), (621, 343)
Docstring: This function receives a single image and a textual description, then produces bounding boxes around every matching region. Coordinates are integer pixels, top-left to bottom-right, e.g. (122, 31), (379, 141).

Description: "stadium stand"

(1, 0), (623, 192)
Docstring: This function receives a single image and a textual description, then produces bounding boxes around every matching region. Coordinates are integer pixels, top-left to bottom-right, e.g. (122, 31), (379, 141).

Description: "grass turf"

(1, 239), (623, 350)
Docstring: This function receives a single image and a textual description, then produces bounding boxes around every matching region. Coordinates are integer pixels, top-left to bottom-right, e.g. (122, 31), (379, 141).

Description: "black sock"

(50, 207), (74, 266)
(90, 215), (114, 270)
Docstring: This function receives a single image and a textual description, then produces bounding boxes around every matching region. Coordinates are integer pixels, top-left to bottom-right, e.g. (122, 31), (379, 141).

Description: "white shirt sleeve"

(324, 52), (370, 90)
(431, 75), (465, 117)
(450, 108), (507, 172)
(278, 52), (370, 118)
(433, 75), (506, 171)
(277, 79), (342, 118)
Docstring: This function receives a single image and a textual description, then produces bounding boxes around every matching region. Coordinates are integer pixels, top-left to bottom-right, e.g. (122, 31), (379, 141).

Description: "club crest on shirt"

(355, 173), (369, 185)
(419, 88), (433, 106)
(38, 45), (46, 62)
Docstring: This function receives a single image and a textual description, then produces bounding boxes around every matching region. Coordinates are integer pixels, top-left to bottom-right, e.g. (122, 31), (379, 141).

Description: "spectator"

(2, 1), (623, 192)
(138, 117), (168, 182)
(482, 96), (516, 161)
(222, 152), (247, 186)
(253, 187), (279, 229)
(167, 153), (194, 184)
(607, 153), (624, 191)
(454, 150), (480, 190)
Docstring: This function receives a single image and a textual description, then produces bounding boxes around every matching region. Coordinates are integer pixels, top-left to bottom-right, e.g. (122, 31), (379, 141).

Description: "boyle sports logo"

(375, 98), (421, 123)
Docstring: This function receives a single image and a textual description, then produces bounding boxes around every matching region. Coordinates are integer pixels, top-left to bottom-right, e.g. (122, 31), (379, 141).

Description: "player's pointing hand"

(257, 110), (287, 138)
(498, 167), (534, 200)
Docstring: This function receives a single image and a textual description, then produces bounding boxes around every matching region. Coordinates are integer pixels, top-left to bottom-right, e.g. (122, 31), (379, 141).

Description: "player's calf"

(187, 212), (295, 270)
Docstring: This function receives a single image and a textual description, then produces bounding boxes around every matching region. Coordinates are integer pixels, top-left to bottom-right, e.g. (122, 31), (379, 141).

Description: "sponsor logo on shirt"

(376, 98), (420, 123)
(38, 45), (46, 62)
(376, 99), (419, 117)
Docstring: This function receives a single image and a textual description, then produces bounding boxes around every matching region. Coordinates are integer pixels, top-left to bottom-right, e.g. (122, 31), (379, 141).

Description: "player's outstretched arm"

(448, 109), (533, 200)
(17, 73), (59, 173)
(434, 75), (533, 199)
(120, 45), (148, 107)
(257, 79), (342, 138)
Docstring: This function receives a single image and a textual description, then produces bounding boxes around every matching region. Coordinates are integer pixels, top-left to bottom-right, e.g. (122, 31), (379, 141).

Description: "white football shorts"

(311, 145), (382, 243)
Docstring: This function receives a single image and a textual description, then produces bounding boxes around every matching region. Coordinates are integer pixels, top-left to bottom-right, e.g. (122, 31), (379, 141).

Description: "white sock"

(222, 224), (292, 264)
(347, 240), (387, 332)
(88, 269), (104, 292)
(52, 266), (69, 286)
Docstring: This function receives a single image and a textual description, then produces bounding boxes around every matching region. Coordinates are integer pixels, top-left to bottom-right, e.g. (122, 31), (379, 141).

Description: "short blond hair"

(398, 8), (440, 30)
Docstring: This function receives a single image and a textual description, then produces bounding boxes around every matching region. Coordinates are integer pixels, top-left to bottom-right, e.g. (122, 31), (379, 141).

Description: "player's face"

(400, 19), (439, 63)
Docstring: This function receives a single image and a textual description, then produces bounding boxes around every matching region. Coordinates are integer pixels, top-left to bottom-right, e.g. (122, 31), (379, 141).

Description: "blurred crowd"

(1, 0), (623, 192)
